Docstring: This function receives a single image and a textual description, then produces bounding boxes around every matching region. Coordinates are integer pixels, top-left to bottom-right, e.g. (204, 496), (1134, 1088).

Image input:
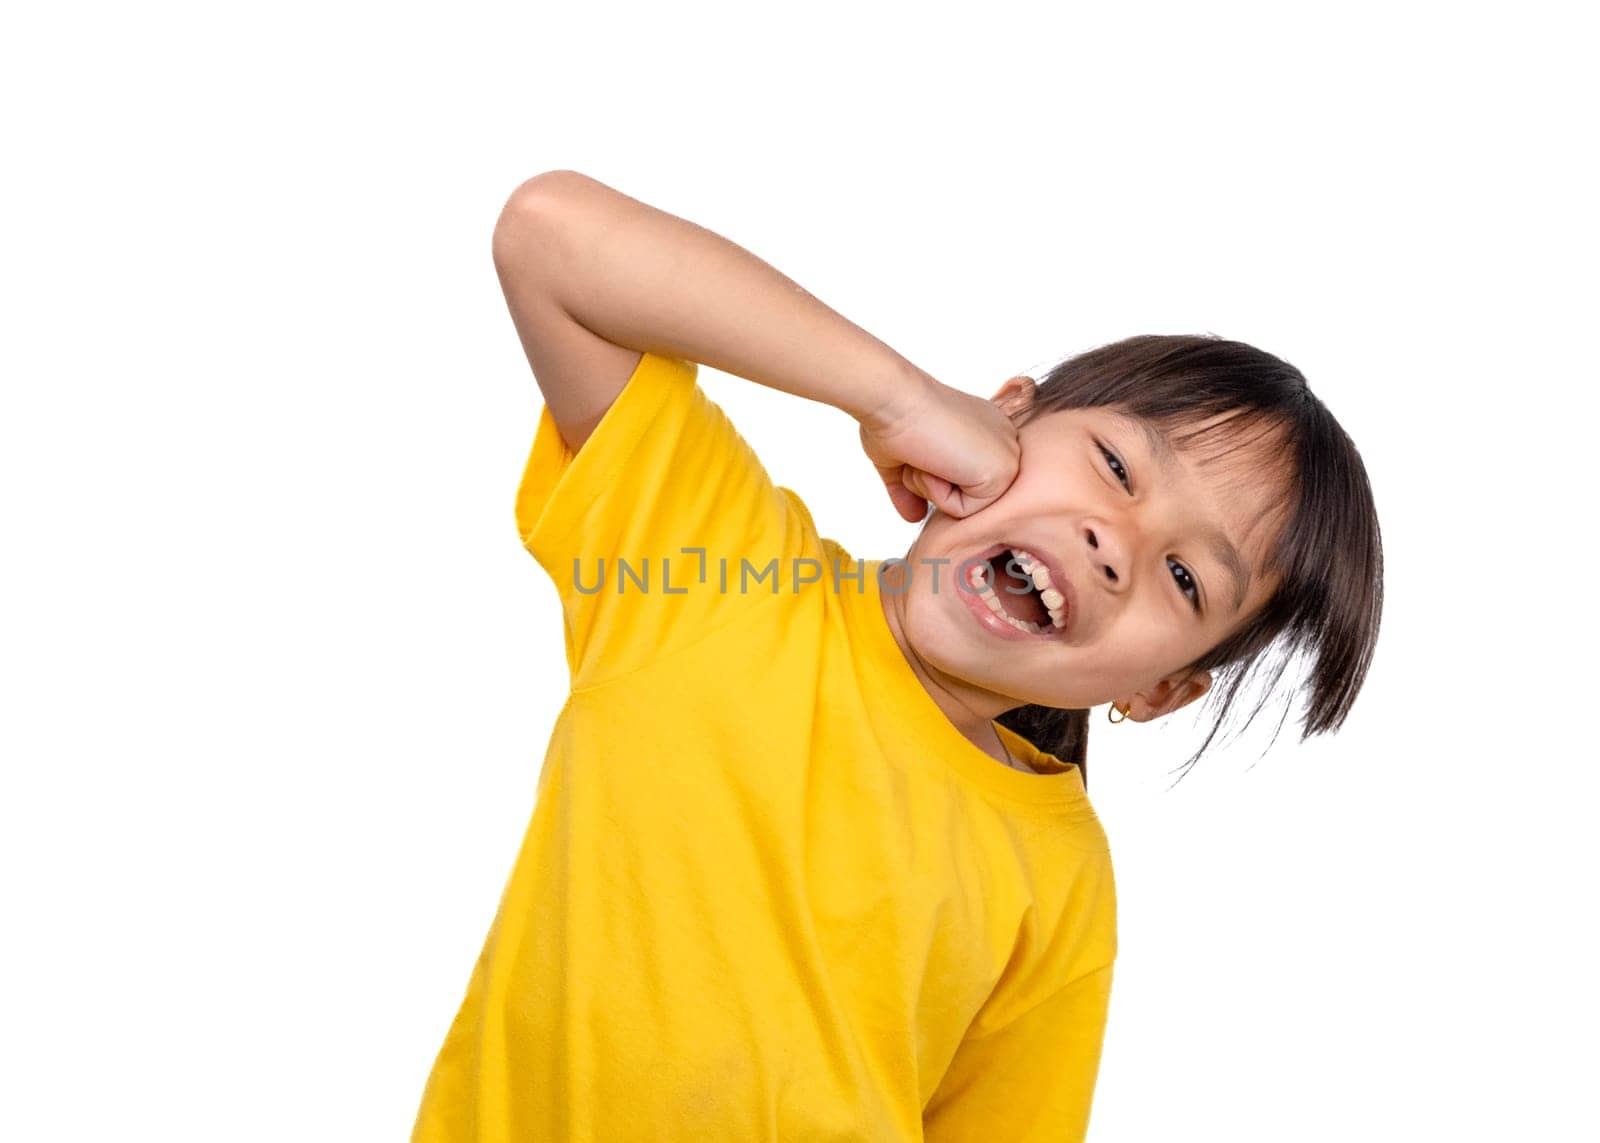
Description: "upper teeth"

(965, 547), (1068, 634)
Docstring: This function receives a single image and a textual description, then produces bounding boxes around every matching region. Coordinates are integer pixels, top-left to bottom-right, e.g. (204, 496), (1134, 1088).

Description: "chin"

(916, 593), (1121, 710)
(903, 595), (1040, 703)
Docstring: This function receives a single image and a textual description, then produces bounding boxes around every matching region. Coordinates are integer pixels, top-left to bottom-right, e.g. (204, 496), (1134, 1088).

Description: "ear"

(1119, 671), (1213, 723)
(989, 375), (1037, 420)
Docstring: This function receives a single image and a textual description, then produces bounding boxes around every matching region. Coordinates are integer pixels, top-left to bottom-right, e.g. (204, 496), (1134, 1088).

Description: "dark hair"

(993, 333), (1384, 789)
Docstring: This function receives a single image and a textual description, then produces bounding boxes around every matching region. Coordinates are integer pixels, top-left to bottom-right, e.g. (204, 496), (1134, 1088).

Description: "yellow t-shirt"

(412, 352), (1118, 1142)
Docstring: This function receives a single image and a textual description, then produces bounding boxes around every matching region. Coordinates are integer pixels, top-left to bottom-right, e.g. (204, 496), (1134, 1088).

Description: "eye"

(1169, 558), (1201, 612)
(1100, 440), (1203, 613)
(1097, 443), (1130, 489)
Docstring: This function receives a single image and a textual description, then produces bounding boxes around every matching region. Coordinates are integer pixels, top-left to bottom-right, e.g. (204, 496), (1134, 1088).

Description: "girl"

(412, 170), (1383, 1142)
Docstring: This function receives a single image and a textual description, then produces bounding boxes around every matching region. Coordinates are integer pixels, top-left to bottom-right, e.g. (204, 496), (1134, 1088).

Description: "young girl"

(412, 170), (1383, 1142)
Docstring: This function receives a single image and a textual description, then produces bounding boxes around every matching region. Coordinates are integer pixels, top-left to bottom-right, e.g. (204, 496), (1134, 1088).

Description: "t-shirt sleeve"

(922, 962), (1115, 1143)
(513, 350), (815, 689)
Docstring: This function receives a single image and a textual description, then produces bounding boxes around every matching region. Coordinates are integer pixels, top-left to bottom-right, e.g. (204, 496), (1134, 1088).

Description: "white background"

(3, 2), (1595, 1139)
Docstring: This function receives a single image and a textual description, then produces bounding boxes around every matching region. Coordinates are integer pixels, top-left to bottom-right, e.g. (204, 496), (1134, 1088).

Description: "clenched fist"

(858, 374), (1024, 523)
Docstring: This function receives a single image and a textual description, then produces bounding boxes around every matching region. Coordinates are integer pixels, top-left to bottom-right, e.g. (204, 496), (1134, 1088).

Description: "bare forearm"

(495, 169), (931, 430)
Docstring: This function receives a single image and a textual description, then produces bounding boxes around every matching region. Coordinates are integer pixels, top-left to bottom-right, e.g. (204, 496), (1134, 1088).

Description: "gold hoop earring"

(1107, 702), (1130, 724)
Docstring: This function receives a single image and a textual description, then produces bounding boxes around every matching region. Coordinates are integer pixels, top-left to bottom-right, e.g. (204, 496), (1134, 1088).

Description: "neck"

(876, 558), (1019, 768)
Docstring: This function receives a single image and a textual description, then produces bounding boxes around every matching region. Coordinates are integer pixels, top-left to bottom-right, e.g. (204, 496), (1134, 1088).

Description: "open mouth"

(964, 543), (1071, 638)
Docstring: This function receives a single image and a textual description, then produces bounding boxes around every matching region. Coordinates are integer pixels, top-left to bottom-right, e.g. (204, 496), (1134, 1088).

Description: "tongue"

(988, 553), (1050, 625)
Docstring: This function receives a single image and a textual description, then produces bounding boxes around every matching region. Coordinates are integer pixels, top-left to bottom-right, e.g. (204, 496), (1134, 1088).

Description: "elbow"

(492, 170), (611, 274)
(492, 171), (586, 279)
(497, 169), (601, 226)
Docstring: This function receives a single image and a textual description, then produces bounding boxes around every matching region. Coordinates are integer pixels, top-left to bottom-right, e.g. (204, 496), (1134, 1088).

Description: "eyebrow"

(1134, 419), (1252, 615)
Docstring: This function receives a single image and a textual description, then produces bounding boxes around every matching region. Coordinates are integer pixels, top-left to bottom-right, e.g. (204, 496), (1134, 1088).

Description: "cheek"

(1095, 613), (1195, 681)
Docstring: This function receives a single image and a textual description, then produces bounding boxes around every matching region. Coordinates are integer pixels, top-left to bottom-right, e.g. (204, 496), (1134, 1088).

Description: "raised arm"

(489, 169), (929, 453)
(492, 170), (1023, 522)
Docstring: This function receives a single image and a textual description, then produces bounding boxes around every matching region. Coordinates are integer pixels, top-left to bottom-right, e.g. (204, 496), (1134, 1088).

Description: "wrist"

(856, 362), (939, 436)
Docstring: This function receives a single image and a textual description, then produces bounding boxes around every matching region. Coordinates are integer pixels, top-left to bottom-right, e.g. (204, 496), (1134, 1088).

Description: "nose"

(1084, 522), (1128, 593)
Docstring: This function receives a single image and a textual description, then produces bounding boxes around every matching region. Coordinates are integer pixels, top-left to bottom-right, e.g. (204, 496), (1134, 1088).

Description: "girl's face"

(884, 377), (1290, 723)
